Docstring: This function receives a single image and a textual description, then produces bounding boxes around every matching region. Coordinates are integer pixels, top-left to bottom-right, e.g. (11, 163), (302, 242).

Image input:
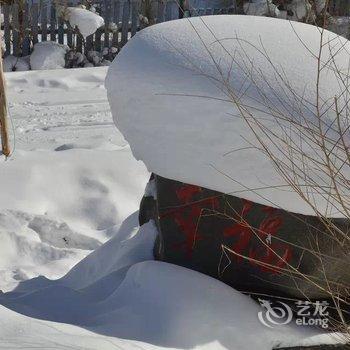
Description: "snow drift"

(0, 214), (342, 350)
(0, 67), (150, 292)
(106, 15), (350, 218)
(30, 41), (68, 70)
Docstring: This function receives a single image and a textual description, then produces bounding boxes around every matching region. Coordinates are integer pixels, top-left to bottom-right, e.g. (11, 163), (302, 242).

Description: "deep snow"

(0, 49), (346, 349)
(106, 15), (350, 218)
(0, 67), (149, 291)
(0, 214), (344, 350)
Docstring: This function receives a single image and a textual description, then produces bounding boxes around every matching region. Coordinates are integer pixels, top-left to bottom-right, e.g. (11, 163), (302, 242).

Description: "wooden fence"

(1, 0), (348, 58)
(0, 0), (181, 57)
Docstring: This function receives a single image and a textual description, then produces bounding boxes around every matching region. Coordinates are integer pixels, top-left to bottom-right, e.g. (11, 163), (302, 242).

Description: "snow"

(30, 41), (68, 70)
(3, 55), (31, 72)
(0, 214), (343, 350)
(1, 67), (149, 291)
(243, 0), (279, 17)
(286, 0), (311, 20)
(0, 32), (346, 350)
(106, 15), (350, 218)
(67, 7), (105, 38)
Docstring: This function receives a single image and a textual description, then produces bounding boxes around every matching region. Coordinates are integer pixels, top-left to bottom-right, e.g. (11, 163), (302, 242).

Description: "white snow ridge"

(106, 15), (350, 218)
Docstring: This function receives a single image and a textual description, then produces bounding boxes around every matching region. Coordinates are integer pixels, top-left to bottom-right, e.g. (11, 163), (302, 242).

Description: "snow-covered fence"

(0, 0), (179, 57)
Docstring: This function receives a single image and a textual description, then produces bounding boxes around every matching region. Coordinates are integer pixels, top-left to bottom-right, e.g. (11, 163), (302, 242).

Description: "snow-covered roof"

(106, 15), (350, 218)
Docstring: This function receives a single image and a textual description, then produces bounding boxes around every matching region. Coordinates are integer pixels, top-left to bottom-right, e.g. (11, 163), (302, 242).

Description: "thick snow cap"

(106, 15), (350, 218)
(66, 7), (104, 38)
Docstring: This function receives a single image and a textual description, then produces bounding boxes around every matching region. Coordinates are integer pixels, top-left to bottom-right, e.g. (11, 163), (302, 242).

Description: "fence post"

(131, 0), (139, 37)
(3, 5), (11, 56)
(104, 0), (111, 47)
(22, 4), (31, 56)
(31, 4), (39, 46)
(121, 0), (130, 48)
(12, 4), (20, 56)
(50, 5), (56, 42)
(112, 0), (121, 49)
(42, 3), (48, 42)
(0, 14), (10, 157)
(157, 0), (165, 23)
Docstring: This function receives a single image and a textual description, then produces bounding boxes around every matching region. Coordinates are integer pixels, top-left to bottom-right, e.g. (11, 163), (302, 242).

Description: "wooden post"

(0, 13), (11, 157)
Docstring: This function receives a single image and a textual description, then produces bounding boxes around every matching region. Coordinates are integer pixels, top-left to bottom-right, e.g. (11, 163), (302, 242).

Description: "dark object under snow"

(140, 174), (350, 331)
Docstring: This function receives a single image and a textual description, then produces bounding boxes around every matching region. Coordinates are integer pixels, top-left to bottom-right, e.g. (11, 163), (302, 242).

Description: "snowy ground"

(0, 67), (150, 291)
(0, 66), (345, 349)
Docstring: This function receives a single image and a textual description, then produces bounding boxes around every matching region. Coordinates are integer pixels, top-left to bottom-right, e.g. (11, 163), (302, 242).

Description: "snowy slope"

(106, 15), (350, 218)
(0, 215), (343, 350)
(0, 67), (149, 291)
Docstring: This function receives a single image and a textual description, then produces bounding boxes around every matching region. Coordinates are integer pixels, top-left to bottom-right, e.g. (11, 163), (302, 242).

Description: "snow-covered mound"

(106, 15), (350, 218)
(67, 7), (104, 38)
(0, 214), (342, 350)
(30, 41), (68, 70)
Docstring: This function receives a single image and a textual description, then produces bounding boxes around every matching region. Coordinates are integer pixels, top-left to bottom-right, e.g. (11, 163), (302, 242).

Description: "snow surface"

(67, 7), (105, 38)
(0, 213), (344, 350)
(3, 55), (31, 72)
(106, 15), (350, 218)
(30, 41), (68, 70)
(0, 52), (345, 349)
(1, 67), (149, 291)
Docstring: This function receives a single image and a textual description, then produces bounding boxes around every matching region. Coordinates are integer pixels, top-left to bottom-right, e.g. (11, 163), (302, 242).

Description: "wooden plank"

(41, 3), (48, 42)
(94, 27), (103, 52)
(67, 24), (73, 48)
(120, 0), (130, 48)
(85, 34), (94, 53)
(76, 34), (83, 53)
(12, 4), (19, 56)
(165, 1), (173, 21)
(50, 5), (56, 42)
(157, 0), (165, 23)
(103, 0), (111, 47)
(131, 0), (139, 37)
(58, 16), (64, 44)
(22, 4), (31, 56)
(3, 5), (11, 56)
(112, 0), (121, 49)
(31, 3), (39, 46)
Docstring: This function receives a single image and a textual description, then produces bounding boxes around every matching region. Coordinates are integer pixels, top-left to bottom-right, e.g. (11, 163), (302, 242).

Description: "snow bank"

(106, 15), (350, 218)
(67, 7), (104, 37)
(30, 41), (68, 70)
(3, 55), (30, 72)
(0, 215), (342, 349)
